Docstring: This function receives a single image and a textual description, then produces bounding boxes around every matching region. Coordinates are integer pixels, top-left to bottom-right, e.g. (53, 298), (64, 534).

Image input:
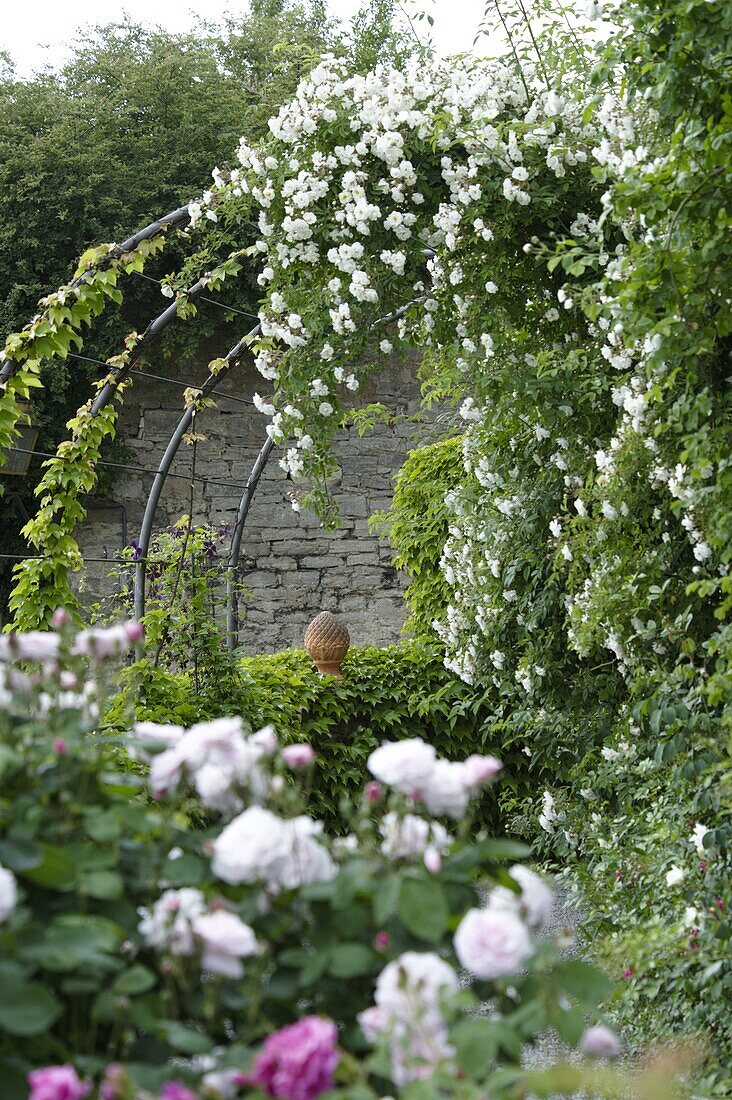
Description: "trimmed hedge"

(110, 642), (513, 829)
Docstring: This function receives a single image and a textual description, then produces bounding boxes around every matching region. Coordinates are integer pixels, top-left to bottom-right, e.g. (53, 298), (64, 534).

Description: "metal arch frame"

(0, 191), (275, 639)
(3, 188), (432, 638)
(0, 204), (190, 388)
(226, 434), (275, 649)
(133, 323), (262, 623)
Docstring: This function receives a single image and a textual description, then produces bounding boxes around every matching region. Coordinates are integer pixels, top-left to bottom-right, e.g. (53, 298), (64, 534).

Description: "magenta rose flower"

(249, 1016), (339, 1100)
(27, 1066), (92, 1100)
(281, 744), (316, 769)
(160, 1083), (197, 1100)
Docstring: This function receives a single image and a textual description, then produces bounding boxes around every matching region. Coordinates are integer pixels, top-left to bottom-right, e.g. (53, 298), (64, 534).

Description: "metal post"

(133, 325), (260, 621)
(225, 434), (275, 650)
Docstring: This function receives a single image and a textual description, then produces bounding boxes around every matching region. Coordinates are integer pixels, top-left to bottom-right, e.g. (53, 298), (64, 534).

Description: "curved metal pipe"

(91, 275), (207, 415)
(0, 205), (191, 386)
(133, 324), (260, 620)
(225, 434), (275, 650)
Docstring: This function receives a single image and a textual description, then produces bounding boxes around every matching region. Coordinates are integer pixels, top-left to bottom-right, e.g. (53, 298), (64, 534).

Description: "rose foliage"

(0, 623), (664, 1100)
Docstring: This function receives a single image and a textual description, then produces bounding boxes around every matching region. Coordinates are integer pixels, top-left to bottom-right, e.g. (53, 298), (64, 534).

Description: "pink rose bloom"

(72, 624), (137, 658)
(454, 908), (532, 979)
(192, 909), (259, 978)
(367, 739), (436, 793)
(364, 780), (383, 803)
(131, 721), (184, 763)
(423, 846), (442, 874)
(580, 1024), (622, 1058)
(100, 1065), (125, 1100)
(420, 760), (469, 819)
(160, 1084), (197, 1100)
(250, 724), (278, 755)
(27, 1066), (92, 1100)
(0, 631), (61, 663)
(249, 1016), (340, 1100)
(461, 754), (502, 788)
(281, 743), (316, 769)
(488, 865), (554, 929)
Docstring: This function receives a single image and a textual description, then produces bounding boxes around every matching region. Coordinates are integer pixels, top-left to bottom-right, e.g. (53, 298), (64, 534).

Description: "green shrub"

(109, 642), (515, 830)
(372, 436), (465, 639)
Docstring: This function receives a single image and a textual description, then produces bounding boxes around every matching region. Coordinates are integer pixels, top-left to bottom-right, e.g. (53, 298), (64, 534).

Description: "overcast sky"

(2, 1), (492, 77)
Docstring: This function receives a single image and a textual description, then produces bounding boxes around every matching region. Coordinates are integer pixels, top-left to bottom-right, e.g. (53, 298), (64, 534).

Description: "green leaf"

(17, 914), (123, 972)
(0, 981), (62, 1036)
(160, 852), (207, 887)
(452, 1018), (499, 1076)
(159, 1021), (214, 1055)
(477, 839), (532, 862)
(84, 810), (123, 842)
(298, 950), (331, 987)
(373, 873), (400, 924)
(77, 870), (124, 900)
(398, 876), (449, 942)
(555, 1006), (586, 1045)
(112, 965), (157, 996)
(553, 960), (614, 1005)
(22, 844), (76, 890)
(329, 943), (376, 978)
(0, 837), (41, 871)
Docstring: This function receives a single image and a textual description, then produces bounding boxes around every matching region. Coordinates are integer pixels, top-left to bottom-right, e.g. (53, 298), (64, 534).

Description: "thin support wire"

(133, 271), (260, 320)
(0, 204), (190, 387)
(4, 446), (252, 493)
(67, 351), (256, 407)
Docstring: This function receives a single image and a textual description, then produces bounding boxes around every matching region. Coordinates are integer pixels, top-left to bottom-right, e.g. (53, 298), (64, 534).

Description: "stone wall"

(77, 350), (435, 654)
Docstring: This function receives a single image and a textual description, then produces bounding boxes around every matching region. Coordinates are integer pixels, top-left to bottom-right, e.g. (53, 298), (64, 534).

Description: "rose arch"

(0, 47), (717, 694)
(0, 52), (601, 637)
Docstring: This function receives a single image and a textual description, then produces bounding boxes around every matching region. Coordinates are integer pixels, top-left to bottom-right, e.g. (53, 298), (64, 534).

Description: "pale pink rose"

(277, 818), (337, 890)
(419, 760), (469, 819)
(212, 807), (292, 884)
(51, 608), (70, 629)
(423, 846), (442, 874)
(0, 631), (60, 663)
(461, 754), (502, 788)
(249, 724), (278, 755)
(281, 743), (316, 769)
(374, 952), (459, 1017)
(454, 908), (532, 979)
(149, 747), (185, 797)
(125, 621), (144, 643)
(0, 865), (17, 922)
(73, 624), (134, 658)
(364, 781), (383, 803)
(138, 888), (206, 956)
(488, 865), (553, 929)
(192, 909), (258, 978)
(131, 721), (184, 762)
(580, 1024), (622, 1058)
(367, 739), (436, 793)
(357, 1005), (390, 1042)
(201, 1069), (246, 1098)
(211, 807), (336, 890)
(364, 953), (459, 1087)
(152, 718), (268, 811)
(379, 812), (451, 860)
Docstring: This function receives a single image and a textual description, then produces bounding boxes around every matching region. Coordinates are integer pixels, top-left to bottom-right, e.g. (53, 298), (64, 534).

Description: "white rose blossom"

(454, 907), (533, 979)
